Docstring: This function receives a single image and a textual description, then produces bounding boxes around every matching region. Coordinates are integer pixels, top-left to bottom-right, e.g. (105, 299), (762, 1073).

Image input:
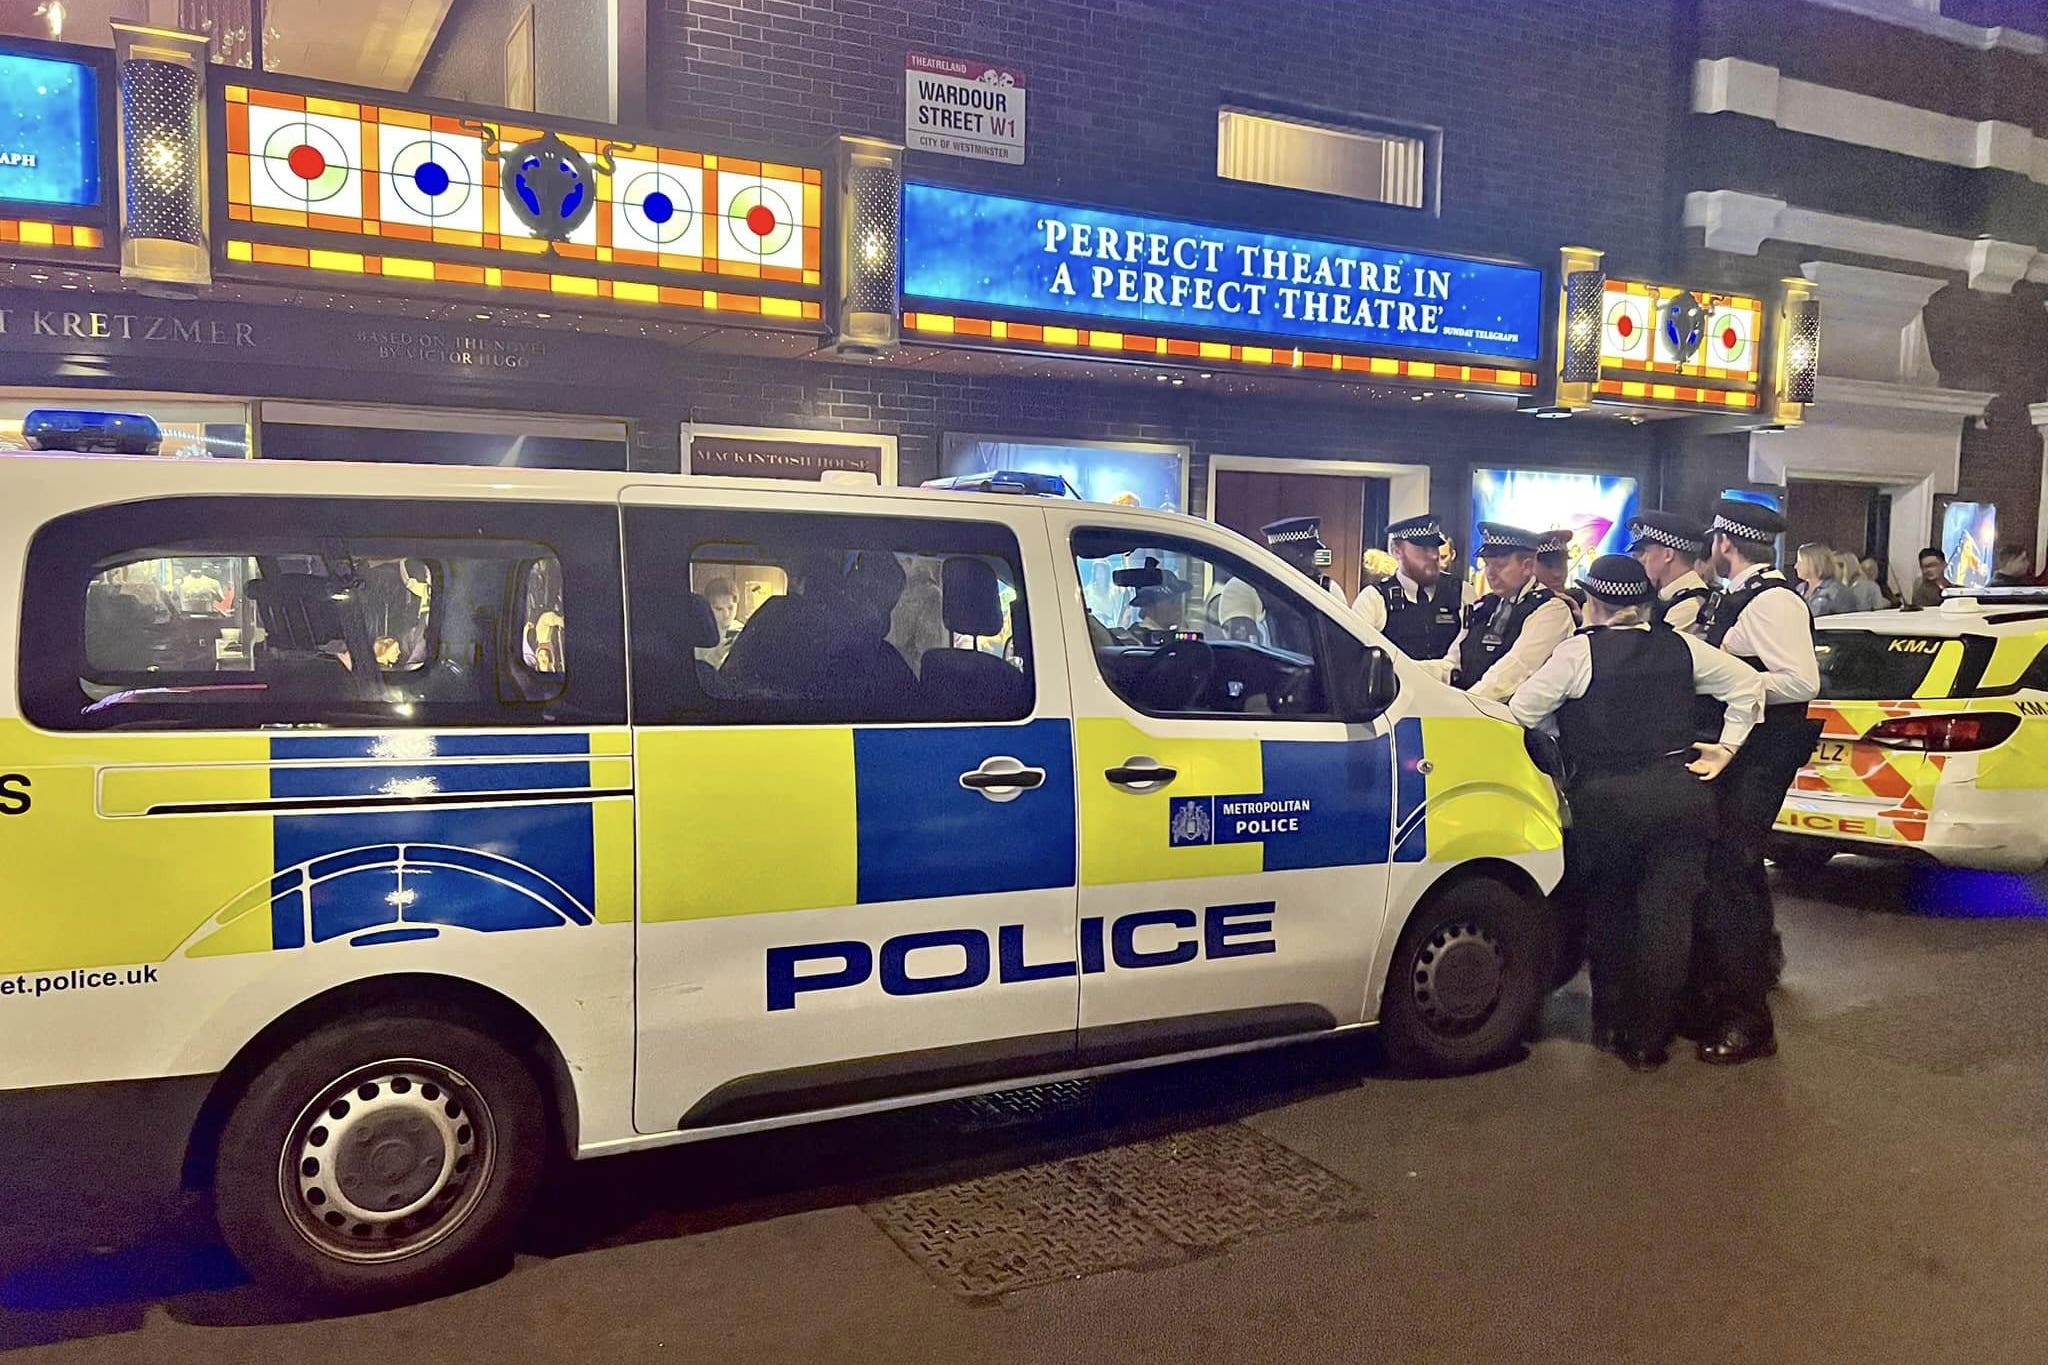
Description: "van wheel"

(1379, 877), (1552, 1076)
(213, 1011), (548, 1308)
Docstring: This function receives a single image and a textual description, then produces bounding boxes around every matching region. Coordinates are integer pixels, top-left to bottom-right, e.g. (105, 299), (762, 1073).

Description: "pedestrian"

(1429, 523), (1576, 701)
(1262, 516), (1350, 605)
(1990, 543), (2036, 587)
(1689, 500), (1822, 1064)
(1629, 511), (1715, 632)
(1794, 543), (1849, 617)
(1353, 515), (1467, 661)
(1910, 547), (1949, 608)
(1860, 555), (1900, 608)
(1510, 555), (1764, 1069)
(1835, 551), (1885, 613)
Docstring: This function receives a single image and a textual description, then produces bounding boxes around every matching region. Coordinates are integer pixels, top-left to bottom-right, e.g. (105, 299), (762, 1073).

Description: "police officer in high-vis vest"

(1510, 556), (1764, 1069)
(1629, 511), (1716, 633)
(1353, 515), (1468, 660)
(1689, 499), (1821, 1065)
(1262, 516), (1350, 606)
(1428, 523), (1575, 701)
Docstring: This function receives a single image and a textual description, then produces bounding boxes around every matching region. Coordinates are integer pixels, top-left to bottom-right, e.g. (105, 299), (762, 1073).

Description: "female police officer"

(1509, 556), (1765, 1070)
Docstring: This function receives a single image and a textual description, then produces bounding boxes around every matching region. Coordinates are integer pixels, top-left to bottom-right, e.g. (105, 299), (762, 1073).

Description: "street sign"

(905, 52), (1025, 165)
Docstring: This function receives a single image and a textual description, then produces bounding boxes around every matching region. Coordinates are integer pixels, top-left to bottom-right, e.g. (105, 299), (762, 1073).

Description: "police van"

(1775, 587), (2048, 870)
(0, 455), (1563, 1304)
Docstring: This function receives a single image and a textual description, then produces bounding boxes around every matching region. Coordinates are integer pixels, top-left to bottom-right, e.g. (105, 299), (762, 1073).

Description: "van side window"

(1072, 527), (1336, 718)
(626, 506), (1032, 725)
(22, 497), (625, 731)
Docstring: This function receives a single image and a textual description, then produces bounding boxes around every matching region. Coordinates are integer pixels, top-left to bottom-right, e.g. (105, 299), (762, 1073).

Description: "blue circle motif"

(642, 191), (675, 225)
(412, 160), (452, 197)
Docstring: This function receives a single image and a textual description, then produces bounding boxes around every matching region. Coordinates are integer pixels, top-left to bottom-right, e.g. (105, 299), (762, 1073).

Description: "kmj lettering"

(766, 902), (1277, 1011)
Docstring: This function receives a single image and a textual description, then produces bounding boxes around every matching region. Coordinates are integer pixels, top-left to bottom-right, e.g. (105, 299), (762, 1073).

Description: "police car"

(1774, 587), (2048, 871)
(0, 455), (1563, 1305)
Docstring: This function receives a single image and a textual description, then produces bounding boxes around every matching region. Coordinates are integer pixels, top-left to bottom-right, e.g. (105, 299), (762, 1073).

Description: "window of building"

(1217, 108), (1432, 212)
(0, 397), (251, 459)
(5, 0), (643, 124)
(1072, 527), (1362, 719)
(626, 506), (1033, 726)
(22, 496), (624, 730)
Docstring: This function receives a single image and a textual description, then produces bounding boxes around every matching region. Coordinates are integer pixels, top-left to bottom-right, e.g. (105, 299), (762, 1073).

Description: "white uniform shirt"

(1717, 565), (1821, 709)
(1436, 579), (1576, 702)
(1509, 625), (1766, 750)
(1353, 572), (1476, 633)
(1658, 569), (1711, 634)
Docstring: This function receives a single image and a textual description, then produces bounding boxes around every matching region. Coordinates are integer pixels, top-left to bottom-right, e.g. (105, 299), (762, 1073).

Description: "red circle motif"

(1616, 313), (1634, 340)
(1722, 325), (1740, 351)
(286, 143), (327, 181)
(745, 204), (777, 236)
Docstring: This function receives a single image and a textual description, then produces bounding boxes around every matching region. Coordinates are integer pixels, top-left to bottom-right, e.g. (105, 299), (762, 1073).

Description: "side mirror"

(1349, 645), (1399, 720)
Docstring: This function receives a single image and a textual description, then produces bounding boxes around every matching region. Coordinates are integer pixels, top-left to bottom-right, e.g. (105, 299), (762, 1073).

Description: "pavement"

(7, 860), (2048, 1364)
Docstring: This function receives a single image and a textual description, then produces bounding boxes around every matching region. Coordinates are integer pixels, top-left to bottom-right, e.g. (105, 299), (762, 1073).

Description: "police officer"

(1689, 499), (1821, 1065)
(1429, 523), (1576, 701)
(1262, 516), (1350, 605)
(1352, 515), (1468, 660)
(1630, 511), (1716, 632)
(1510, 556), (1765, 1069)
(1535, 530), (1586, 622)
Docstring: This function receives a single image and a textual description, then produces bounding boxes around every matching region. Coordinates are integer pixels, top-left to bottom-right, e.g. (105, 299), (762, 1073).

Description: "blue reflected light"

(1903, 865), (2048, 919)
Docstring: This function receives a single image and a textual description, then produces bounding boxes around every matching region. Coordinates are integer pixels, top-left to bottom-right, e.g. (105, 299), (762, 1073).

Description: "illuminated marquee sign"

(1595, 278), (1762, 410)
(218, 83), (822, 321)
(0, 46), (108, 258)
(0, 50), (100, 209)
(901, 183), (1543, 383)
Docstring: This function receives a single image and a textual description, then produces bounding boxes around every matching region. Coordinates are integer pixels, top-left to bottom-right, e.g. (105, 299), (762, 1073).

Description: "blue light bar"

(922, 470), (1080, 498)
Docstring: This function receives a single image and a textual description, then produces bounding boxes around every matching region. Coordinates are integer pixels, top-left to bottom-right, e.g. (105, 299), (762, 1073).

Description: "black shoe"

(1696, 1018), (1777, 1066)
(1616, 1039), (1668, 1072)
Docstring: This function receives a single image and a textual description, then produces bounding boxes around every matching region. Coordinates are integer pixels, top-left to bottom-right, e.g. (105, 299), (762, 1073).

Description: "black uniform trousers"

(1566, 758), (1715, 1047)
(1692, 717), (1820, 1024)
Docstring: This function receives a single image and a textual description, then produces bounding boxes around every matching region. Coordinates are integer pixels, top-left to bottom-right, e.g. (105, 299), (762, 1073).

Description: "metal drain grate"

(864, 1122), (1371, 1297)
(938, 1080), (1099, 1132)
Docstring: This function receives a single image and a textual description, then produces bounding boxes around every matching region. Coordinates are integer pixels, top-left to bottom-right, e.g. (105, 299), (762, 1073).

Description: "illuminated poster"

(1469, 469), (1641, 586)
(0, 51), (100, 208)
(903, 183), (1543, 361)
(943, 434), (1186, 512)
(1943, 502), (1996, 589)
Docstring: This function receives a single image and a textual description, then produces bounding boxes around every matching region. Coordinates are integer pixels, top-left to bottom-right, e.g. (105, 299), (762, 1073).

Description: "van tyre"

(213, 1011), (548, 1308)
(1379, 878), (1552, 1076)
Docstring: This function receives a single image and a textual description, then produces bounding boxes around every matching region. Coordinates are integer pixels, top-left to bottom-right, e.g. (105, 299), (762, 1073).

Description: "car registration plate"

(1811, 740), (1851, 766)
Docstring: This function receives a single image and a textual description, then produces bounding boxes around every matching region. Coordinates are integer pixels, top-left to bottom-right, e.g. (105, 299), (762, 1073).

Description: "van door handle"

(1105, 759), (1177, 790)
(959, 756), (1046, 803)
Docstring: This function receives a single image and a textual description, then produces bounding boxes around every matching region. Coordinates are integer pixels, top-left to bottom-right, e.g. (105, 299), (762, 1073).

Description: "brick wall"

(644, 0), (1685, 523)
(655, 0), (1685, 277)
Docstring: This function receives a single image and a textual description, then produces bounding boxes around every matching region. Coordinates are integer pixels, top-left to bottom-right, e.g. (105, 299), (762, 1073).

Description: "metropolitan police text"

(1038, 218), (1455, 337)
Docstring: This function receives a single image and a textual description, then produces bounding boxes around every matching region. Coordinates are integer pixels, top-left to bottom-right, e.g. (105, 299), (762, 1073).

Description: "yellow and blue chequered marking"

(638, 719), (1076, 921)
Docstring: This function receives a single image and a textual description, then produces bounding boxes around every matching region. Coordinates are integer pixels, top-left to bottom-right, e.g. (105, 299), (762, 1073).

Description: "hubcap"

(279, 1061), (495, 1264)
(1412, 921), (1506, 1035)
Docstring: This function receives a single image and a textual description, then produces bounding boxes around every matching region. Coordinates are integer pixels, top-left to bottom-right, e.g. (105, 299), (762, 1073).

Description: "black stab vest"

(1457, 585), (1556, 689)
(1557, 626), (1699, 777)
(1372, 576), (1462, 660)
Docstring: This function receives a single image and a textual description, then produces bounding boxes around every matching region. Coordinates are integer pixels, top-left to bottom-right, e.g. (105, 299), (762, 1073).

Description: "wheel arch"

(1367, 857), (1554, 1022)
(181, 972), (579, 1190)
